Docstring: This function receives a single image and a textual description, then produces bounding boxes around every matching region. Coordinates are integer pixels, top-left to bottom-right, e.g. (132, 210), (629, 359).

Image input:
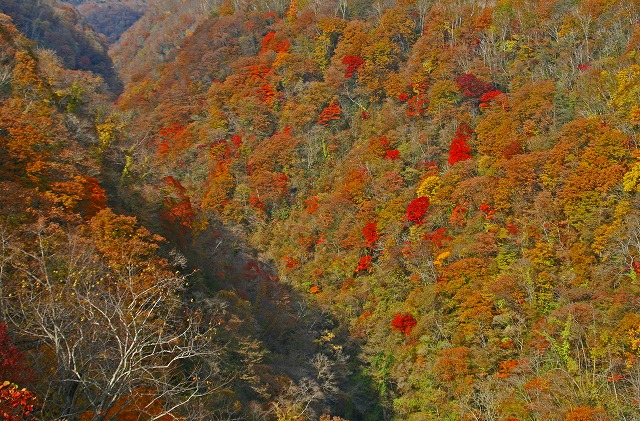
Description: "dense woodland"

(2, 0), (640, 419)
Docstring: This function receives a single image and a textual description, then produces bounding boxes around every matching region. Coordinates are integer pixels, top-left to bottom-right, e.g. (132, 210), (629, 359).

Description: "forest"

(1, 0), (640, 419)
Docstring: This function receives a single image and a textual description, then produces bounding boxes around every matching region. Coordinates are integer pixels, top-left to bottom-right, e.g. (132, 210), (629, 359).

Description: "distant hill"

(110, 0), (223, 84)
(74, 0), (146, 43)
(0, 0), (122, 93)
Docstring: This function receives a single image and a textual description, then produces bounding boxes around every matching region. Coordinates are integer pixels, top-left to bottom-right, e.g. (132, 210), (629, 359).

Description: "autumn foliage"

(390, 313), (417, 336)
(342, 55), (364, 78)
(0, 324), (33, 386)
(318, 101), (341, 126)
(448, 123), (473, 165)
(0, 382), (38, 421)
(405, 197), (430, 225)
(479, 89), (504, 106)
(362, 222), (379, 248)
(455, 73), (494, 98)
(161, 176), (196, 229)
(355, 255), (373, 273)
(385, 149), (400, 160)
(6, 0), (640, 419)
(104, 1), (640, 418)
(424, 228), (451, 249)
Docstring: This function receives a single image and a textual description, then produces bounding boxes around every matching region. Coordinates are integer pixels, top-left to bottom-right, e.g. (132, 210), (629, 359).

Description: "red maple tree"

(479, 90), (504, 108)
(448, 123), (473, 165)
(390, 313), (417, 336)
(362, 222), (379, 248)
(385, 149), (400, 160)
(455, 73), (494, 98)
(355, 255), (373, 273)
(318, 101), (341, 126)
(405, 197), (430, 225)
(342, 55), (364, 78)
(0, 323), (33, 385)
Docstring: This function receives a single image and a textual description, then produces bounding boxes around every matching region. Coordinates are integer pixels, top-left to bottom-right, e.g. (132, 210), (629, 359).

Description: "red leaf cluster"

(496, 359), (518, 378)
(479, 203), (496, 218)
(248, 64), (273, 81)
(78, 176), (108, 218)
(578, 62), (591, 72)
(156, 124), (187, 157)
(607, 374), (623, 383)
(258, 84), (277, 104)
(249, 195), (266, 212)
(448, 123), (473, 165)
(230, 135), (242, 147)
(282, 256), (298, 269)
(449, 204), (468, 226)
(506, 223), (519, 234)
(424, 227), (451, 248)
(0, 324), (33, 385)
(362, 222), (379, 248)
(305, 196), (319, 214)
(272, 172), (289, 196)
(157, 124), (184, 138)
(318, 101), (341, 126)
(355, 255), (373, 272)
(0, 382), (38, 421)
(275, 39), (291, 53)
(479, 90), (505, 108)
(405, 196), (430, 225)
(341, 55), (364, 78)
(385, 149), (400, 160)
(405, 94), (428, 117)
(368, 136), (391, 157)
(260, 31), (276, 53)
(455, 73), (494, 98)
(390, 313), (417, 336)
(503, 140), (523, 159)
(161, 176), (195, 229)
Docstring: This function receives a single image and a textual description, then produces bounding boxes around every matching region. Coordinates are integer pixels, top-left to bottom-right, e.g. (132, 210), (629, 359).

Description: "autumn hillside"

(111, 0), (640, 418)
(0, 0), (121, 92)
(3, 0), (640, 419)
(0, 7), (369, 421)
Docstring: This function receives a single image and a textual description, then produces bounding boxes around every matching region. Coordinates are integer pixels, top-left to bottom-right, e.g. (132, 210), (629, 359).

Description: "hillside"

(0, 9), (372, 421)
(112, 0), (640, 419)
(74, 0), (146, 43)
(3, 0), (640, 420)
(0, 0), (122, 92)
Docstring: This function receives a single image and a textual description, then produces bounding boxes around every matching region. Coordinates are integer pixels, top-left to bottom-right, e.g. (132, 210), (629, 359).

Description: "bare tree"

(1, 215), (223, 420)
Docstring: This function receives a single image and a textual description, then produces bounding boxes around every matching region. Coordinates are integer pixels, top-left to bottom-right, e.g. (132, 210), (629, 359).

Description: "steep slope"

(112, 0), (640, 419)
(1, 10), (373, 421)
(109, 0), (223, 85)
